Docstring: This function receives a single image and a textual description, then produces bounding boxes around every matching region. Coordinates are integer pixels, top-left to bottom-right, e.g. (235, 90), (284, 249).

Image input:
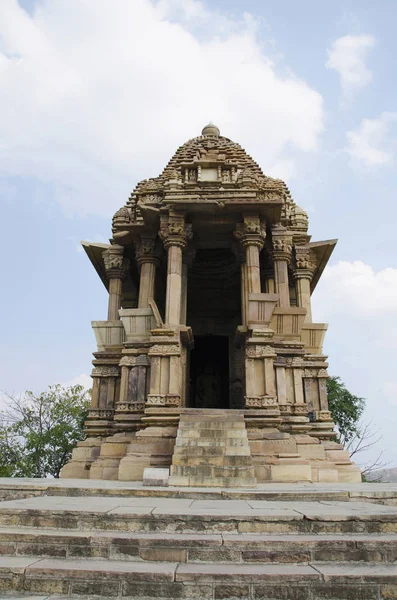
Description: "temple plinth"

(61, 124), (361, 485)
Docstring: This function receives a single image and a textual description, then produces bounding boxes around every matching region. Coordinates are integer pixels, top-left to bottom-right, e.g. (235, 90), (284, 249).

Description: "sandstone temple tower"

(61, 124), (361, 485)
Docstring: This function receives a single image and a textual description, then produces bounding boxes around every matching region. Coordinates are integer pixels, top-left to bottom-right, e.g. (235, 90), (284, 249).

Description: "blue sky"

(1, 0), (397, 468)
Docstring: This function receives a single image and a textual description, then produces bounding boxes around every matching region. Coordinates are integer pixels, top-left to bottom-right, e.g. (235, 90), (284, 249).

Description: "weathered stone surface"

(143, 468), (169, 487)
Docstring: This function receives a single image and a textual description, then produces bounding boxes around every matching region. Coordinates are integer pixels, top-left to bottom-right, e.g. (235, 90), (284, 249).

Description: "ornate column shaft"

(103, 245), (130, 320)
(160, 214), (191, 326)
(272, 225), (292, 308)
(235, 216), (266, 324)
(294, 246), (316, 323)
(135, 237), (160, 309)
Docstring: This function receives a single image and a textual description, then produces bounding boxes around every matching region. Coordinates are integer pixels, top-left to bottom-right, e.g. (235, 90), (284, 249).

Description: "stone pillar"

(294, 246), (316, 323)
(234, 216), (266, 322)
(159, 214), (192, 326)
(181, 247), (195, 326)
(272, 225), (292, 308)
(135, 237), (160, 309)
(103, 245), (130, 320)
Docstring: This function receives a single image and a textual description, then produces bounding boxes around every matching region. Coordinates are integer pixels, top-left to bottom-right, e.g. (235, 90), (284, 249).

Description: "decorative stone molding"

(91, 366), (120, 378)
(148, 344), (180, 356)
(89, 409), (114, 418)
(278, 404), (293, 414)
(103, 245), (130, 280)
(293, 404), (308, 415)
(136, 354), (151, 366)
(245, 396), (278, 408)
(312, 410), (333, 421)
(146, 394), (181, 406)
(116, 402), (145, 413)
(119, 356), (136, 367)
(246, 345), (277, 358)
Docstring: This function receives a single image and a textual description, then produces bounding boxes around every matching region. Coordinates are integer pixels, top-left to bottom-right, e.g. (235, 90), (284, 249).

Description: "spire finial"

(201, 122), (220, 137)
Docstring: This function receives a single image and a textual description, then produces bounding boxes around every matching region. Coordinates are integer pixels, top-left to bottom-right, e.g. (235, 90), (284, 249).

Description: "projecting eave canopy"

(309, 239), (337, 292)
(81, 241), (111, 291)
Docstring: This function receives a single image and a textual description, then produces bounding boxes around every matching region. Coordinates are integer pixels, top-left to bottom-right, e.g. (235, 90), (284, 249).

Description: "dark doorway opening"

(190, 336), (229, 409)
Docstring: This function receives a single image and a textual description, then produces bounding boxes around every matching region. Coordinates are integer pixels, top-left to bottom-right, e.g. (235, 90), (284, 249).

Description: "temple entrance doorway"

(189, 336), (229, 409)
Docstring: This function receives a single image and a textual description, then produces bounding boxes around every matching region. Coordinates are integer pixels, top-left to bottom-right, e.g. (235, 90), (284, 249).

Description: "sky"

(1, 0), (397, 469)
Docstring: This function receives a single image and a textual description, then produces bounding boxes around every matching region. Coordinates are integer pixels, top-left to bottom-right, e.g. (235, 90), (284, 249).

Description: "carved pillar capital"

(103, 245), (130, 280)
(293, 246), (316, 281)
(271, 225), (292, 263)
(159, 215), (192, 250)
(234, 216), (266, 250)
(134, 237), (161, 267)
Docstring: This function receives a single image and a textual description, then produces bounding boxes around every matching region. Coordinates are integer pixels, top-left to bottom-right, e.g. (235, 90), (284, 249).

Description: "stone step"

(178, 421), (246, 430)
(170, 465), (257, 479)
(2, 499), (397, 534)
(179, 409), (244, 416)
(1, 527), (396, 564)
(173, 444), (251, 456)
(1, 556), (397, 599)
(169, 475), (258, 488)
(177, 429), (248, 439)
(175, 437), (249, 448)
(172, 456), (253, 467)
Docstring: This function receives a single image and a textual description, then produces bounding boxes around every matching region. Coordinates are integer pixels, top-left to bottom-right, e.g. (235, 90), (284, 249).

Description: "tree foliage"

(326, 375), (365, 444)
(0, 385), (90, 478)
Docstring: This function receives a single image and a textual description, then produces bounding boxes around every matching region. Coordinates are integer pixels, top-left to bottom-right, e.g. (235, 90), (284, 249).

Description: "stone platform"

(0, 480), (397, 598)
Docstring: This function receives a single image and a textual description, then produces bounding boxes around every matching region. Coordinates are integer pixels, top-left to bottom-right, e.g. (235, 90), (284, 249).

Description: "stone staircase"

(0, 488), (397, 598)
(169, 409), (257, 488)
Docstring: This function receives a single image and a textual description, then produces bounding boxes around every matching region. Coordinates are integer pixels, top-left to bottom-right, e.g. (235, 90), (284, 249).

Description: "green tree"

(0, 384), (90, 478)
(326, 375), (365, 444)
(327, 375), (389, 479)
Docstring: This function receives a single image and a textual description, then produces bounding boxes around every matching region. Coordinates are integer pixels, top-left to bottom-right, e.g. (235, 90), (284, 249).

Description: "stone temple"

(61, 123), (361, 485)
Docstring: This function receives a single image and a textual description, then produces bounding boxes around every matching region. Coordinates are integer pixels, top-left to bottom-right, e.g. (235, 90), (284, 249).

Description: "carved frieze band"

(245, 396), (278, 408)
(146, 394), (181, 407)
(91, 366), (120, 378)
(88, 409), (114, 419)
(246, 345), (277, 359)
(148, 344), (180, 356)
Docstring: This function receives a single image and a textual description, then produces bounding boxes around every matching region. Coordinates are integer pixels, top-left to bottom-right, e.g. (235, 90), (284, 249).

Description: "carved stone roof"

(131, 125), (286, 196)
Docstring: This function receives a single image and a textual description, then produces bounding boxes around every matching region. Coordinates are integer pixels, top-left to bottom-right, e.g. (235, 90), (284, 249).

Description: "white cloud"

(326, 34), (375, 102)
(312, 260), (397, 467)
(313, 260), (397, 319)
(0, 0), (324, 216)
(345, 112), (397, 167)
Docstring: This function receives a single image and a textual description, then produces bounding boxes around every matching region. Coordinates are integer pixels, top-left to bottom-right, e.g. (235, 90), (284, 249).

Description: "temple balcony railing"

(301, 323), (328, 354)
(92, 321), (126, 351)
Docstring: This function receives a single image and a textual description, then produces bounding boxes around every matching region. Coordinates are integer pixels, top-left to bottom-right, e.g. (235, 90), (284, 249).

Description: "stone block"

(308, 584), (379, 599)
(297, 444), (326, 459)
(337, 465), (362, 483)
(139, 547), (187, 562)
(143, 468), (169, 487)
(254, 585), (310, 599)
(215, 584), (251, 599)
(312, 467), (339, 483)
(270, 463), (312, 482)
